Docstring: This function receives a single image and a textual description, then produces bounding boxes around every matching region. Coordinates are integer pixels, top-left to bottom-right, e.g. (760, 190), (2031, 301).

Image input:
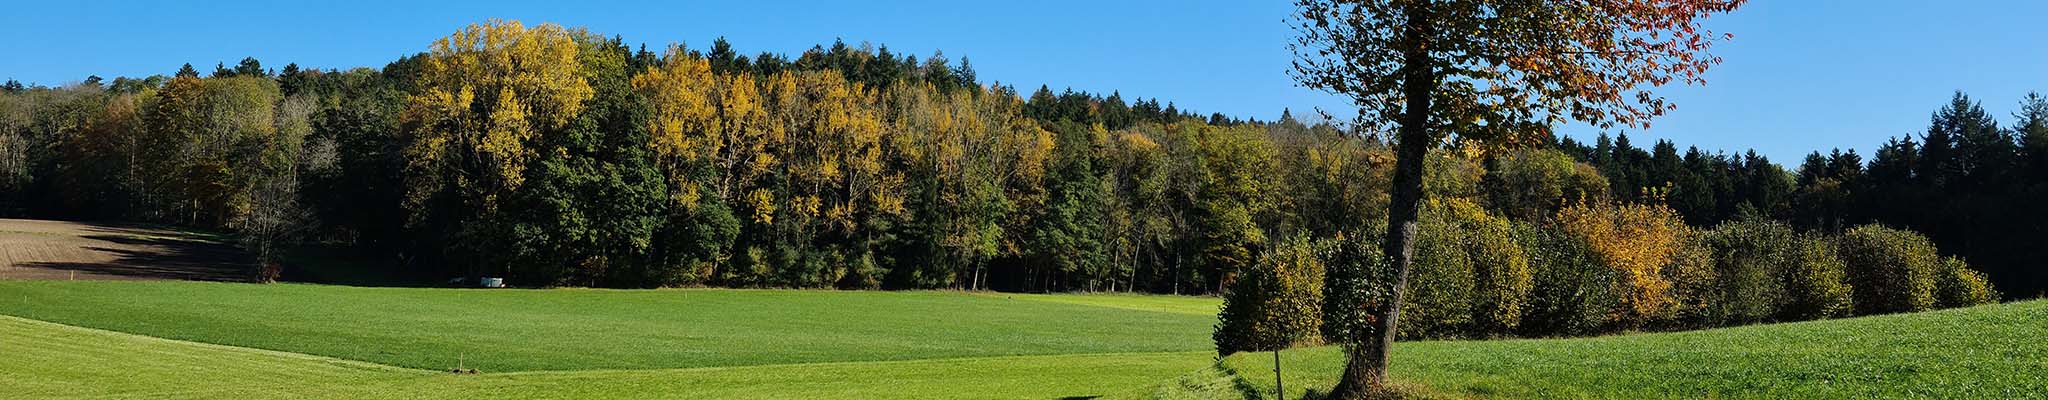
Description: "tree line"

(0, 20), (1302, 292)
(0, 20), (2032, 304)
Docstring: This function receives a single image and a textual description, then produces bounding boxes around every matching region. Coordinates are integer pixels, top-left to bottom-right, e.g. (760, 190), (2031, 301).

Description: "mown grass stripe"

(2, 313), (1215, 399)
(0, 281), (1220, 372)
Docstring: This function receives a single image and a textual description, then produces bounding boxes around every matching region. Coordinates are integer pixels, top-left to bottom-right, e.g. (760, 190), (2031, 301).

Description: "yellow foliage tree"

(634, 49), (717, 164)
(401, 20), (592, 214)
(632, 46), (720, 210)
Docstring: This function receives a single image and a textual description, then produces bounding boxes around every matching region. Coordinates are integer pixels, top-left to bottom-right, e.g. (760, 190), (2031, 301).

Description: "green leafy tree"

(1193, 124), (1277, 293)
(505, 35), (669, 287)
(1030, 121), (1109, 291)
(1483, 148), (1609, 221)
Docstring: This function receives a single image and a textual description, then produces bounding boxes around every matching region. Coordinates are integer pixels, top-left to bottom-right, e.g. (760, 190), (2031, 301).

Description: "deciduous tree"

(1290, 1), (1744, 394)
(400, 20), (593, 278)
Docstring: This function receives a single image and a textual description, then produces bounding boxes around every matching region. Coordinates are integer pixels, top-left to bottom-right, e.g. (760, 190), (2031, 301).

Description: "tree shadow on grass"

(6, 220), (444, 287)
(20, 228), (251, 282)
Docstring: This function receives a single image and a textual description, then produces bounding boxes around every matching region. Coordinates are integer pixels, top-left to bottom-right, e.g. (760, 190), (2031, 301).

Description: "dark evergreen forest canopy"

(0, 21), (2037, 301)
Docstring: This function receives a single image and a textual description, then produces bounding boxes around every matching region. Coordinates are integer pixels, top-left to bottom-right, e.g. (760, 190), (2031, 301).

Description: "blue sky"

(3, 1), (2044, 162)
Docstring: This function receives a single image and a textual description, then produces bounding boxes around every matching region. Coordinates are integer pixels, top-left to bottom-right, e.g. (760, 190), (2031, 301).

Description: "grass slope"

(1194, 300), (2048, 399)
(0, 315), (1215, 399)
(0, 280), (1219, 372)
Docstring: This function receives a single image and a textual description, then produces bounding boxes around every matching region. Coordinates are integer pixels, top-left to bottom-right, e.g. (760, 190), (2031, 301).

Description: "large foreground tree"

(1291, 0), (1744, 396)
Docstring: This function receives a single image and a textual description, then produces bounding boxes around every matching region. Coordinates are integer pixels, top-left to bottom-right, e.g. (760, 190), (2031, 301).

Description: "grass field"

(1168, 300), (2048, 399)
(0, 280), (1221, 373)
(0, 315), (1214, 399)
(5, 269), (2043, 398)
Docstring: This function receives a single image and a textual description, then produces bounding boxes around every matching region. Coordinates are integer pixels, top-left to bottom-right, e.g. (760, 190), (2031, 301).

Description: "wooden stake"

(1275, 349), (1284, 398)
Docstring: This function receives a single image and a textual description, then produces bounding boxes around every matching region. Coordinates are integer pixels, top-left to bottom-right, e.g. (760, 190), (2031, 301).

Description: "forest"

(0, 20), (2036, 313)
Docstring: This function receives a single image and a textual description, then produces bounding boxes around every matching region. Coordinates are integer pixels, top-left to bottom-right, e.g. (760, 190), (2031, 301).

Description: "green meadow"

(5, 280), (2043, 399)
(0, 315), (1212, 399)
(0, 281), (1221, 372)
(1165, 300), (2048, 399)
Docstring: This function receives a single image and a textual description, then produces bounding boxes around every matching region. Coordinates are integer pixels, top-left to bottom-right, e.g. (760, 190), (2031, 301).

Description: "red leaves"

(1292, 0), (1742, 136)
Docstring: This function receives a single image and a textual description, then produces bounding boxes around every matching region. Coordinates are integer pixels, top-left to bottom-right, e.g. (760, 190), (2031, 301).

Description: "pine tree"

(2017, 92), (2048, 179)
(1933, 92), (2011, 190)
(708, 37), (742, 75)
(952, 56), (976, 89)
(234, 57), (267, 78)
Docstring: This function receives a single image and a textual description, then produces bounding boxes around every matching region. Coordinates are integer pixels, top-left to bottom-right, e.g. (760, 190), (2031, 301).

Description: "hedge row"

(1217, 201), (1999, 354)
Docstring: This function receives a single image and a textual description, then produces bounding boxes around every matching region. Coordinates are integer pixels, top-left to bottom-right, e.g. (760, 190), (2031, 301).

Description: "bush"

(726, 245), (774, 287)
(1660, 235), (1717, 329)
(1397, 198), (1532, 339)
(1214, 234), (1326, 355)
(1451, 199), (1531, 336)
(1935, 256), (1998, 308)
(1836, 224), (1939, 315)
(1699, 218), (1794, 326)
(1556, 201), (1689, 328)
(1400, 201), (1476, 339)
(1518, 222), (1619, 337)
(1321, 231), (1392, 347)
(1779, 234), (1852, 320)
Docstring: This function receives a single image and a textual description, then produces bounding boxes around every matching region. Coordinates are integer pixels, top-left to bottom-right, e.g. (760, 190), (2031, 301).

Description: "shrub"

(1451, 199), (1531, 336)
(1836, 224), (1939, 315)
(725, 245), (774, 287)
(1397, 198), (1533, 339)
(1321, 231), (1392, 347)
(1400, 201), (1477, 339)
(1935, 256), (1998, 308)
(1779, 234), (1852, 320)
(1556, 200), (1689, 328)
(1660, 235), (1717, 329)
(1699, 218), (1794, 326)
(837, 251), (885, 289)
(1518, 222), (1620, 336)
(1214, 234), (1326, 355)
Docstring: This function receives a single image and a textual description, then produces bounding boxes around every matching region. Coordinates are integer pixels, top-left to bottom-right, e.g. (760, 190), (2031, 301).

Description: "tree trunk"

(1331, 2), (1434, 398)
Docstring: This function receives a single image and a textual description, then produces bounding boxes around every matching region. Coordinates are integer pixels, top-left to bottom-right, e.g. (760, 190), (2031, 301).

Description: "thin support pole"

(1274, 349), (1284, 399)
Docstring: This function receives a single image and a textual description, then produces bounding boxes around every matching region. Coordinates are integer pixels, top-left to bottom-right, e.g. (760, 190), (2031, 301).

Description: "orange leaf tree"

(1290, 0), (1744, 396)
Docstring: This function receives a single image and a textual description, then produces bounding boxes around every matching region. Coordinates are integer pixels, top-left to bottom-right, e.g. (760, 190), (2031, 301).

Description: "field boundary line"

(478, 350), (1218, 377)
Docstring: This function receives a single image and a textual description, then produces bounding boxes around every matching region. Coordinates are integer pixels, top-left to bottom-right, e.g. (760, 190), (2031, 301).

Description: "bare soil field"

(0, 218), (250, 281)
